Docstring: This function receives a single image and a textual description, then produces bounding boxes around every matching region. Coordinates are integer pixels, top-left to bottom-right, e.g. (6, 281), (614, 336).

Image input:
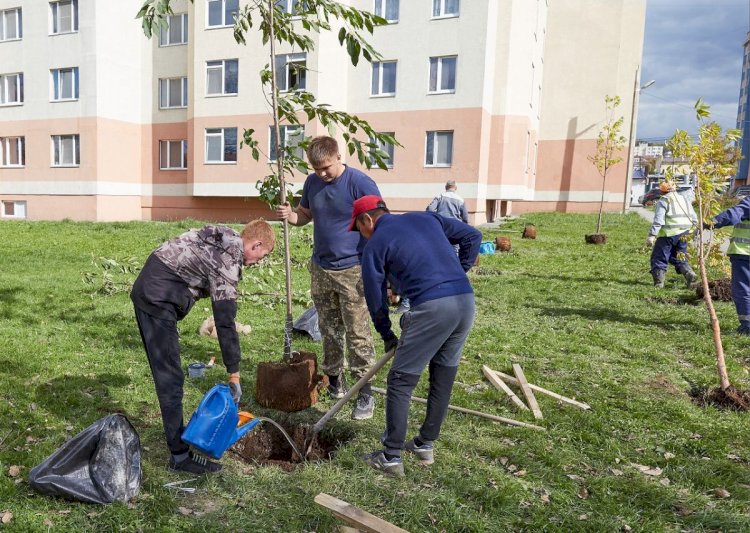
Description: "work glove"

(646, 236), (656, 248)
(228, 373), (241, 405)
(384, 332), (399, 354)
(702, 221), (713, 230)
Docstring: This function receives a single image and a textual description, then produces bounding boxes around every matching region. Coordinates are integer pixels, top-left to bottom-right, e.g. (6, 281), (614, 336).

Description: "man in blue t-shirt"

(351, 195), (481, 477)
(276, 136), (380, 420)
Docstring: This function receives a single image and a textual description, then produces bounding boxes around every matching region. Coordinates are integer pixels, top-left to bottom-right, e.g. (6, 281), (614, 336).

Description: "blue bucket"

(182, 384), (260, 459)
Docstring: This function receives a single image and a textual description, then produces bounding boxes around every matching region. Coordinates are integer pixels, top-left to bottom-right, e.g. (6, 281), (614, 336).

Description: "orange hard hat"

(659, 181), (675, 193)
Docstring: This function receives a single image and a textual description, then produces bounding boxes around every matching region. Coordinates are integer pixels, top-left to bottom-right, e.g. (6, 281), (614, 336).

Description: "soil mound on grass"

(695, 278), (732, 302)
(691, 385), (750, 411)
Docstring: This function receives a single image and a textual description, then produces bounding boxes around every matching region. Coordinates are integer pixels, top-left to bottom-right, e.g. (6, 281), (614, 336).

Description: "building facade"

(0, 0), (646, 223)
(736, 31), (750, 187)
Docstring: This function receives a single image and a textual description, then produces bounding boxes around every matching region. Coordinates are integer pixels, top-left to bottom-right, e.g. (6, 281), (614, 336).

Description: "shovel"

(304, 347), (397, 458)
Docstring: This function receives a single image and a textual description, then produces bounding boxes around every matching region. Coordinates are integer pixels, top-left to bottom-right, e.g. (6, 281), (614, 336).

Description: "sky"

(637, 0), (749, 141)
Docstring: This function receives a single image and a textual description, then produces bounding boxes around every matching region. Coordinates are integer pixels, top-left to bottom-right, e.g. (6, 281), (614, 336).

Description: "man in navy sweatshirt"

(351, 195), (481, 476)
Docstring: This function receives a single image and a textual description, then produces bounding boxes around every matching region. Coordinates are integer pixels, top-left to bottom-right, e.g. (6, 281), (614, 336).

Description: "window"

(159, 13), (188, 46)
(52, 134), (80, 166)
(207, 0), (238, 27)
(160, 140), (188, 169)
(159, 77), (188, 108)
(425, 131), (453, 167)
(0, 136), (24, 167)
(275, 53), (306, 92)
(374, 0), (398, 22)
(1, 200), (26, 218)
(432, 0), (459, 18)
(51, 67), (79, 101)
(50, 0), (78, 34)
(371, 61), (396, 96)
(276, 0), (304, 15)
(429, 56), (456, 93)
(269, 125), (304, 161)
(0, 73), (23, 105)
(206, 59), (238, 95)
(0, 8), (22, 41)
(369, 133), (394, 168)
(205, 128), (237, 163)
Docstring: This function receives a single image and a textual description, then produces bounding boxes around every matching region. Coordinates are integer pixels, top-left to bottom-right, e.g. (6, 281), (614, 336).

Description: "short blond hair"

(241, 219), (276, 251)
(306, 136), (339, 166)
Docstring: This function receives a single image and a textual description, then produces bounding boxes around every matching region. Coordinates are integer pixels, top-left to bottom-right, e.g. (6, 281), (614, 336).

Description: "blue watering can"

(182, 384), (260, 459)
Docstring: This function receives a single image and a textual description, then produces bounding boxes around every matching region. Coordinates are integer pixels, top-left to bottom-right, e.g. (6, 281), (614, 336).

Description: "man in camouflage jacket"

(131, 220), (275, 474)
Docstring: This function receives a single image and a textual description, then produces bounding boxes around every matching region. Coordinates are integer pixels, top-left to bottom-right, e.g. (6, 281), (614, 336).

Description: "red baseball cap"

(349, 195), (387, 231)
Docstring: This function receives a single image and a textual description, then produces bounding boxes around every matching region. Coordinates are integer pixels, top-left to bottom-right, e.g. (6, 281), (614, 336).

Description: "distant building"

(0, 0), (646, 222)
(633, 141), (663, 158)
(736, 31), (750, 187)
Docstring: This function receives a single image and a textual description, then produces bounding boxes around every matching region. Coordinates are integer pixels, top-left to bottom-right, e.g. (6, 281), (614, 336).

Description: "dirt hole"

(231, 421), (354, 471)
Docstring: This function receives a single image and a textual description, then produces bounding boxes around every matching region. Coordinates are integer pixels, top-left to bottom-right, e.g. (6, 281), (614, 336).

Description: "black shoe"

(167, 451), (222, 474)
(351, 392), (374, 420)
(326, 374), (346, 399)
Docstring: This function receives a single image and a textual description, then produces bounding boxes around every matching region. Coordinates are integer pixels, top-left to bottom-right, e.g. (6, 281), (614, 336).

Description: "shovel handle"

(311, 348), (396, 434)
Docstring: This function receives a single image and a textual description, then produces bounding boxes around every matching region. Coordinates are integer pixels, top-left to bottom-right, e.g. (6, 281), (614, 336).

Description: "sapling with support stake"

(667, 99), (747, 408)
(138, 0), (399, 411)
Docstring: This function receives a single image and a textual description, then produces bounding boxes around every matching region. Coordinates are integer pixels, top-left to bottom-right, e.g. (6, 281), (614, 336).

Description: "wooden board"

(314, 493), (410, 533)
(491, 369), (591, 410)
(482, 365), (528, 410)
(512, 364), (543, 420)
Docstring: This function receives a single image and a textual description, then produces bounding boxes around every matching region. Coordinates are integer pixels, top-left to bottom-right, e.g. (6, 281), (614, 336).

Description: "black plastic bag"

(293, 305), (321, 341)
(29, 414), (141, 504)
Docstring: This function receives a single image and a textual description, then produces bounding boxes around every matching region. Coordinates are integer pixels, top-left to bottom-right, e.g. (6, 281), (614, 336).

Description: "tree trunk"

(596, 170), (607, 234)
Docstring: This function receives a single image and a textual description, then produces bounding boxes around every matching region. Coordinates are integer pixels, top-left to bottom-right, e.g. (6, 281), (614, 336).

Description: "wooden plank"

(339, 527), (362, 533)
(482, 365), (528, 410)
(314, 493), (409, 533)
(512, 364), (543, 420)
(370, 387), (545, 431)
(491, 369), (591, 410)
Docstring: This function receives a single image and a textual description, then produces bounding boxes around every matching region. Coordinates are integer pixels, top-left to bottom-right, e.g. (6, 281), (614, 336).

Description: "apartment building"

(633, 142), (664, 158)
(0, 0), (646, 223)
(736, 31), (750, 187)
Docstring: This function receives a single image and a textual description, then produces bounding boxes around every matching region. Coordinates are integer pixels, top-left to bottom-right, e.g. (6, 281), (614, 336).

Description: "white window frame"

(374, 0), (399, 23)
(276, 53), (306, 92)
(0, 7), (22, 42)
(432, 0), (459, 19)
(0, 136), (24, 167)
(369, 133), (395, 169)
(206, 59), (238, 96)
(269, 125), (305, 162)
(50, 0), (78, 35)
(371, 61), (397, 97)
(206, 0), (238, 28)
(159, 77), (188, 109)
(425, 130), (453, 168)
(1, 200), (26, 219)
(276, 0), (303, 16)
(205, 128), (238, 164)
(0, 73), (23, 105)
(159, 140), (188, 170)
(428, 56), (457, 94)
(51, 134), (80, 167)
(159, 13), (188, 46)
(51, 67), (79, 101)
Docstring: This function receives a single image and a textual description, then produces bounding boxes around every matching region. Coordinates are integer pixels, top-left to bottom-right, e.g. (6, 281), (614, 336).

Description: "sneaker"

(326, 374), (346, 399)
(351, 392), (374, 420)
(362, 450), (404, 477)
(404, 438), (434, 465)
(167, 451), (222, 475)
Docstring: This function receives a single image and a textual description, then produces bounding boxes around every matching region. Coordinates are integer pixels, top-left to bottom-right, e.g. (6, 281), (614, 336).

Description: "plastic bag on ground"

(29, 414), (141, 504)
(293, 305), (321, 341)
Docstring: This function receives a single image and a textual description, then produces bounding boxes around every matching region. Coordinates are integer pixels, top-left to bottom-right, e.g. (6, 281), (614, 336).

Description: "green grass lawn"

(2, 213), (750, 532)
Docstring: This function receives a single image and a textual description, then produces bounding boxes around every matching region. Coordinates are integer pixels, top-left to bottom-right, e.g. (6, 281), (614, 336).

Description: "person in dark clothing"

(350, 195), (481, 477)
(131, 220), (275, 474)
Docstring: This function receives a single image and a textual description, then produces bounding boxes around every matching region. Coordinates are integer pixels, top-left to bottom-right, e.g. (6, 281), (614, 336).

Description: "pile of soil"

(691, 385), (750, 411)
(495, 236), (511, 252)
(584, 234), (607, 245)
(255, 351), (324, 412)
(695, 278), (732, 302)
(522, 224), (537, 239)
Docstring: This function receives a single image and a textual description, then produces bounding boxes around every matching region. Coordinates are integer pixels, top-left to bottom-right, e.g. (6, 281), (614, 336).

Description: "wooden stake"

(491, 370), (591, 410)
(513, 364), (543, 420)
(314, 493), (410, 533)
(371, 387), (545, 431)
(482, 365), (528, 410)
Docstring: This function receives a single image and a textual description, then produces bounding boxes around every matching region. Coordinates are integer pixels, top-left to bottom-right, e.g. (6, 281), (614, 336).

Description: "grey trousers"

(382, 292), (475, 455)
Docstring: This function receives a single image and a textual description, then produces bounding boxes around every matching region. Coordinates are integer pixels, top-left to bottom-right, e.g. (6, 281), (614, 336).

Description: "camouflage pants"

(309, 261), (375, 379)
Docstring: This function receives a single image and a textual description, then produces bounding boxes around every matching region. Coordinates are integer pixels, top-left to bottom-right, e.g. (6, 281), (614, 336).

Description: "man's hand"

(275, 203), (294, 222)
(228, 373), (241, 405)
(646, 236), (656, 248)
(702, 221), (713, 230)
(384, 332), (399, 354)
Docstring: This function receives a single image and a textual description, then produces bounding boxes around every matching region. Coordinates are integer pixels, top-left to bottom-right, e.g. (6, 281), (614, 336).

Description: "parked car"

(638, 188), (662, 206)
(732, 185), (750, 198)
